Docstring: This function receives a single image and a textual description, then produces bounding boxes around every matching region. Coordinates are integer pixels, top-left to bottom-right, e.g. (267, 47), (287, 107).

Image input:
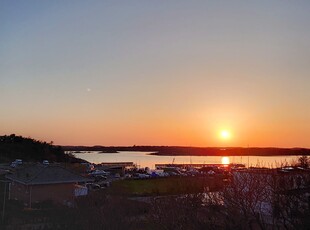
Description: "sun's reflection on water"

(221, 157), (230, 165)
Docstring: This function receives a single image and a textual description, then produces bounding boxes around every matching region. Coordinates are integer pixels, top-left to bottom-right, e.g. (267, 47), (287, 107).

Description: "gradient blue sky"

(1, 1), (310, 147)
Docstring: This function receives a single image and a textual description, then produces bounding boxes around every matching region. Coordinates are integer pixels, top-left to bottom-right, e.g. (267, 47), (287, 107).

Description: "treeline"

(0, 134), (85, 163)
(62, 145), (310, 156)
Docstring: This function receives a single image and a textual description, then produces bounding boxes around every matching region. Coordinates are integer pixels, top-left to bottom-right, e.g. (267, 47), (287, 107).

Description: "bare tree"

(298, 156), (309, 168)
(218, 171), (271, 230)
(268, 172), (310, 230)
(149, 193), (220, 230)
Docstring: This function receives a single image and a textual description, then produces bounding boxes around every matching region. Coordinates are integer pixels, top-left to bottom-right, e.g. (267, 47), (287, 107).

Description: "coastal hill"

(0, 134), (85, 163)
(62, 145), (310, 156)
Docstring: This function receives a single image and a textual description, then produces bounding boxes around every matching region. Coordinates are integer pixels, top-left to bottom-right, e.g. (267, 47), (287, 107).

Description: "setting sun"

(220, 130), (231, 140)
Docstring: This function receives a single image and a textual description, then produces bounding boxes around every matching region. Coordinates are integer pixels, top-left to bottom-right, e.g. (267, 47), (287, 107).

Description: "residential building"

(6, 164), (92, 207)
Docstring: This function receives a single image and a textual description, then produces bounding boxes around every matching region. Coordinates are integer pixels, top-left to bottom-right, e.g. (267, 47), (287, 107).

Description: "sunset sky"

(1, 1), (310, 147)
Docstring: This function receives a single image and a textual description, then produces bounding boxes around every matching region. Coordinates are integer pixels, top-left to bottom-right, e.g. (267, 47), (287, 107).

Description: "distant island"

(2, 134), (308, 160)
(62, 145), (310, 156)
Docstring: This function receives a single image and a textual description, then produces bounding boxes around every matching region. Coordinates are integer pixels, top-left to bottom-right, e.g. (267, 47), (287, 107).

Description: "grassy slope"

(107, 176), (225, 196)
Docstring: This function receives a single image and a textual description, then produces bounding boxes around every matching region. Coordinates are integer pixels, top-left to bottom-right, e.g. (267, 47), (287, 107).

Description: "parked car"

(98, 181), (110, 188)
(124, 174), (132, 178)
(85, 183), (101, 190)
(10, 159), (23, 168)
(133, 173), (150, 179)
(89, 170), (110, 176)
(94, 175), (107, 182)
(15, 159), (23, 165)
(114, 173), (121, 178)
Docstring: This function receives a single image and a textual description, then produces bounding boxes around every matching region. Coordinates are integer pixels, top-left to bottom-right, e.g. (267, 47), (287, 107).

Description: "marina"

(72, 151), (302, 169)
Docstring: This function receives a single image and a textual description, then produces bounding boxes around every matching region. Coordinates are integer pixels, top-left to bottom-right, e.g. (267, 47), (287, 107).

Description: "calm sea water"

(72, 151), (301, 169)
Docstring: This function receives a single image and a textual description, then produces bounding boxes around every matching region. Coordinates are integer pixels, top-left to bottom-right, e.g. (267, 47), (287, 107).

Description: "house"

(6, 164), (92, 207)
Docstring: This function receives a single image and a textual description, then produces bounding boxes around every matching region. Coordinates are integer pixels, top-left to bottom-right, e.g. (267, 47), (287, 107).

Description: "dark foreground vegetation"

(63, 145), (310, 156)
(0, 134), (85, 163)
(1, 169), (309, 230)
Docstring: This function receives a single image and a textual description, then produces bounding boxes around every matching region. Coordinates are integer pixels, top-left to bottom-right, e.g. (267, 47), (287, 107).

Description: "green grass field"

(107, 176), (224, 196)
